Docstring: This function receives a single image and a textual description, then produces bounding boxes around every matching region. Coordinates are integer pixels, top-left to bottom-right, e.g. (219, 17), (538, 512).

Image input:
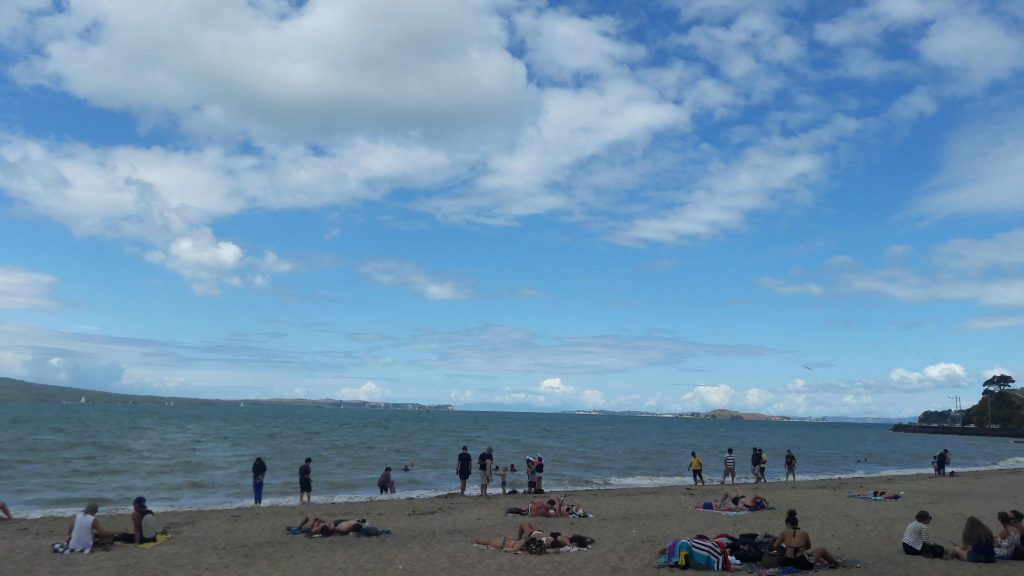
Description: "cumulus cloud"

(982, 366), (1015, 379)
(681, 384), (735, 409)
(338, 381), (389, 402)
(0, 266), (60, 310)
(889, 362), (968, 390)
(538, 377), (574, 394)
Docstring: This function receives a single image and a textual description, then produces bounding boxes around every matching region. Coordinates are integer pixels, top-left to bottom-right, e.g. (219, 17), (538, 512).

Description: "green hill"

(0, 377), (216, 405)
(0, 377), (453, 411)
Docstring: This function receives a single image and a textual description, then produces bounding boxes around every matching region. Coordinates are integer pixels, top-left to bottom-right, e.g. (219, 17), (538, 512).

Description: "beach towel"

(286, 527), (305, 535)
(847, 493), (902, 501)
(52, 542), (94, 554)
(696, 506), (774, 516)
(658, 538), (731, 571)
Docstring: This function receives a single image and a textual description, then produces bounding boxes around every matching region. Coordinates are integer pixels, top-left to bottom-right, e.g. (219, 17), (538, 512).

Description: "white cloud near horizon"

(0, 266), (60, 310)
(338, 381), (390, 402)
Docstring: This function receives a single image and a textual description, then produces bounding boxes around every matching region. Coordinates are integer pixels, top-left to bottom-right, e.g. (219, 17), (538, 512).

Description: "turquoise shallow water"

(2, 401), (1022, 517)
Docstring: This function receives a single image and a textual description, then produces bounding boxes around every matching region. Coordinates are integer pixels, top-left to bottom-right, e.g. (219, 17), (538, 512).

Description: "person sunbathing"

(712, 490), (770, 511)
(476, 522), (594, 553)
(295, 514), (365, 536)
(507, 495), (586, 517)
(852, 490), (902, 499)
(771, 509), (840, 570)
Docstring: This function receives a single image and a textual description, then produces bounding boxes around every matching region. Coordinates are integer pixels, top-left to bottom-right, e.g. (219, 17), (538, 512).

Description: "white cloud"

(744, 387), (773, 407)
(339, 381), (389, 402)
(0, 266), (60, 310)
(915, 117), (1024, 218)
(961, 314), (1024, 332)
(982, 366), (1015, 379)
(681, 384), (735, 409)
(757, 277), (823, 295)
(538, 377), (574, 394)
(922, 362), (967, 382)
(917, 14), (1024, 90)
(786, 378), (807, 392)
(7, 0), (536, 148)
(360, 260), (470, 300)
(889, 362), (968, 390)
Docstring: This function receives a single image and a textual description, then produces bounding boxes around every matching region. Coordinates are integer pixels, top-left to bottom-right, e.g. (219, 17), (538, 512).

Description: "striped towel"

(658, 538), (731, 571)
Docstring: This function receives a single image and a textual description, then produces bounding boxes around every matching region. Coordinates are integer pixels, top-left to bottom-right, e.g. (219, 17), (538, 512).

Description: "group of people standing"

(690, 447), (798, 485)
(932, 449), (951, 476)
(456, 446), (538, 496)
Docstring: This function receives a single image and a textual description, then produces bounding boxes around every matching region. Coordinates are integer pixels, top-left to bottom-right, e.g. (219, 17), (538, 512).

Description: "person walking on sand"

(688, 451), (705, 485)
(299, 457), (313, 504)
(758, 448), (768, 482)
(456, 446), (472, 495)
(721, 448), (736, 484)
(0, 500), (12, 520)
(252, 457), (267, 507)
(478, 447), (494, 496)
(751, 447), (762, 483)
(785, 449), (796, 482)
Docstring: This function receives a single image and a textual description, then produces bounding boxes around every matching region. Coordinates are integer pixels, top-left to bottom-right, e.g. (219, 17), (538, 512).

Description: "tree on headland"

(982, 374), (1016, 395)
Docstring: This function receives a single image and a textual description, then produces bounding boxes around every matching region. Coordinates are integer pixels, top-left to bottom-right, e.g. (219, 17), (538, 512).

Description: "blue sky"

(0, 0), (1021, 417)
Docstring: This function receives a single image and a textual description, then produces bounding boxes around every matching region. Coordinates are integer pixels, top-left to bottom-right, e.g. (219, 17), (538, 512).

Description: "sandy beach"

(3, 469), (1023, 575)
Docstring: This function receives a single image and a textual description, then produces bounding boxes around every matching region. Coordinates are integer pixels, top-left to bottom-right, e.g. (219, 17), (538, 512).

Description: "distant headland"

(563, 407), (827, 422)
(0, 377), (453, 411)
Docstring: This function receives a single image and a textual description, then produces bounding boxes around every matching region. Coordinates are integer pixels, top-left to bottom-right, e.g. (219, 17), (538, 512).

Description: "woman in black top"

(772, 509), (839, 570)
(252, 457), (267, 507)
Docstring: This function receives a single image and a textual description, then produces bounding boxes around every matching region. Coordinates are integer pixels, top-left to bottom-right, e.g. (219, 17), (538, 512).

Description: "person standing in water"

(299, 458), (313, 504)
(252, 457), (267, 507)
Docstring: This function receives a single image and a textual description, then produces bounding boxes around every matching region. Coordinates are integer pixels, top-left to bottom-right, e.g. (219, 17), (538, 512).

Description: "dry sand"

(3, 469), (1023, 575)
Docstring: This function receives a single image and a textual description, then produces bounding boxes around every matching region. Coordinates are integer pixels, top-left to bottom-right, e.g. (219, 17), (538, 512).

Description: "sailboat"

(80, 396), (86, 404)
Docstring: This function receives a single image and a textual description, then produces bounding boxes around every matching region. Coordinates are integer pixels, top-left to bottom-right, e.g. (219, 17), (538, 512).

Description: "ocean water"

(3, 401), (1022, 518)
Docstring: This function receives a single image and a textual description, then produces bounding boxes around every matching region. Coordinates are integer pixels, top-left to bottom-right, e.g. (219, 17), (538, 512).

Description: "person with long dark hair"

(252, 457), (267, 507)
(772, 509), (840, 570)
(951, 515), (996, 563)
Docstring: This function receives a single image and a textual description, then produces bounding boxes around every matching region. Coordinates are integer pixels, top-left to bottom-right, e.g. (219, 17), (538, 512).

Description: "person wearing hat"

(114, 497), (159, 544)
(299, 458), (313, 504)
(902, 510), (944, 558)
(66, 503), (118, 552)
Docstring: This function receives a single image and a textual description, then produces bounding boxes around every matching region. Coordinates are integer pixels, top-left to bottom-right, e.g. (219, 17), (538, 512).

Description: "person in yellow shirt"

(688, 451), (705, 485)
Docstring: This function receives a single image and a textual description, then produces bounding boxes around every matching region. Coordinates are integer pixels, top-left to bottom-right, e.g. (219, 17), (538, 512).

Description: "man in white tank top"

(67, 503), (117, 552)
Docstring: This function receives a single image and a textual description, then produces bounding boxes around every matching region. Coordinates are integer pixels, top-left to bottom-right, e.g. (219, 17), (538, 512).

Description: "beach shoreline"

(4, 468), (1024, 575)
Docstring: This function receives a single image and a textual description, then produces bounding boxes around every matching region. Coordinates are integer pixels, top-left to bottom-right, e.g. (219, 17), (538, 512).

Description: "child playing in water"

(495, 465), (510, 494)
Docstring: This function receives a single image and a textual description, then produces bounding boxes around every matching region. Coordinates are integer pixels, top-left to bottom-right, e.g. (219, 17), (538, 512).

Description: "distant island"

(0, 377), (453, 411)
(562, 407), (826, 422)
